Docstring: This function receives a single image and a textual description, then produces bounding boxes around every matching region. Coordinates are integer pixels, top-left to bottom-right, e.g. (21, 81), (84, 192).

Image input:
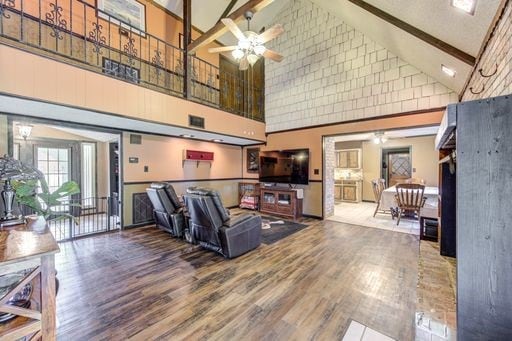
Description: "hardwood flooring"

(55, 219), (419, 340)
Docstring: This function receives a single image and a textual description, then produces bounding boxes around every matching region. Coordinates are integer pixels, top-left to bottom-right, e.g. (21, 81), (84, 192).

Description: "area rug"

(260, 215), (308, 245)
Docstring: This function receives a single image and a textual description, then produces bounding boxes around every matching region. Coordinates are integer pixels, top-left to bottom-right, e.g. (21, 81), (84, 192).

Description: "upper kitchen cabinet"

(336, 149), (361, 169)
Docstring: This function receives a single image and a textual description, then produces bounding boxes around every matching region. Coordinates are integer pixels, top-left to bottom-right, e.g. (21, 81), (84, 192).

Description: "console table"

(0, 217), (59, 340)
(259, 187), (303, 219)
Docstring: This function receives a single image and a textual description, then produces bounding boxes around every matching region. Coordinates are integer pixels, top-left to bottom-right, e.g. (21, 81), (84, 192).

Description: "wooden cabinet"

(334, 186), (342, 200)
(342, 185), (357, 201)
(259, 187), (302, 219)
(336, 149), (361, 169)
(0, 217), (59, 340)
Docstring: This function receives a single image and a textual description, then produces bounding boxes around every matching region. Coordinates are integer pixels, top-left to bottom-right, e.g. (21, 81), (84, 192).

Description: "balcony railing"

(0, 0), (264, 122)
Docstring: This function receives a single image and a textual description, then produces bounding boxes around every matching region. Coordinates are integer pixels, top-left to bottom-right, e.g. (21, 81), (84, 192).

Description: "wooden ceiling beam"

(347, 0), (476, 66)
(188, 0), (275, 54)
(218, 0), (239, 23)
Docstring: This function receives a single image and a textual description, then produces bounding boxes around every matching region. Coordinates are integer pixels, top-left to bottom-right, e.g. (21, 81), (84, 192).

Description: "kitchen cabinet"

(334, 180), (362, 203)
(336, 149), (361, 169)
(342, 185), (357, 201)
(334, 186), (342, 200)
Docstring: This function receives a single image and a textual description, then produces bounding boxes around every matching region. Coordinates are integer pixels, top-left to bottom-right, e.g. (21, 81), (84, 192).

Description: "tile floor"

(328, 201), (420, 235)
(343, 320), (396, 341)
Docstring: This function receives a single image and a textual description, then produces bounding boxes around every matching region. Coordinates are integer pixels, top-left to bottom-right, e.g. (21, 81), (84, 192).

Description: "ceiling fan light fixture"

(238, 39), (251, 50)
(373, 132), (387, 144)
(247, 54), (259, 66)
(253, 44), (266, 55)
(232, 48), (244, 60)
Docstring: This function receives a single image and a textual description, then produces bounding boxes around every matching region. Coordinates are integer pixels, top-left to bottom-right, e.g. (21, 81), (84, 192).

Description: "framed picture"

(97, 0), (146, 36)
(247, 148), (259, 173)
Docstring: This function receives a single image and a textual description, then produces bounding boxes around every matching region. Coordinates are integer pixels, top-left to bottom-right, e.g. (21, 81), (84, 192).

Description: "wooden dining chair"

(394, 183), (427, 225)
(371, 179), (387, 217)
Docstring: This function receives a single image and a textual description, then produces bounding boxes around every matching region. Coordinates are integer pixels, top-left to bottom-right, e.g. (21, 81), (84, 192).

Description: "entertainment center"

(237, 148), (310, 219)
(259, 187), (303, 219)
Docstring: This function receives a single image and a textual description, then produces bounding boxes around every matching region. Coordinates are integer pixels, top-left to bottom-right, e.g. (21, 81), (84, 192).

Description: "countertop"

(0, 216), (60, 266)
(335, 179), (363, 183)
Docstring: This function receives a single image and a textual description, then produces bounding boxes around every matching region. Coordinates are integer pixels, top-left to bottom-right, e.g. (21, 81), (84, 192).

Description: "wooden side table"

(0, 217), (59, 340)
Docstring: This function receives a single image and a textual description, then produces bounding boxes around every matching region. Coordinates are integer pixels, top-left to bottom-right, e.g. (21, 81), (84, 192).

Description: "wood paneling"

(457, 95), (512, 339)
(55, 219), (419, 340)
(219, 55), (264, 120)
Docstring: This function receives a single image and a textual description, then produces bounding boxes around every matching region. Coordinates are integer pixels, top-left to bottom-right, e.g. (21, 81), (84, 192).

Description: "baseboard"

(123, 221), (154, 229)
(302, 214), (323, 220)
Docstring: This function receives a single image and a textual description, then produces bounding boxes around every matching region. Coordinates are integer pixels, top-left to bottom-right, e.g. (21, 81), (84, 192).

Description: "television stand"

(259, 187), (303, 220)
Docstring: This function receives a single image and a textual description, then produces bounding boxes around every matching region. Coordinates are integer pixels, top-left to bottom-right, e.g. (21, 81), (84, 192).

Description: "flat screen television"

(258, 149), (309, 185)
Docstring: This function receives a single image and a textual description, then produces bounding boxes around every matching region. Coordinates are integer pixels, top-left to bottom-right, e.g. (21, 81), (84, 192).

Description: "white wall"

(265, 0), (458, 132)
(361, 135), (438, 201)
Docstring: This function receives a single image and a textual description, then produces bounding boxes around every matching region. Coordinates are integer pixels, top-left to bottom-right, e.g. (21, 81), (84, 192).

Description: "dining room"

(328, 126), (440, 235)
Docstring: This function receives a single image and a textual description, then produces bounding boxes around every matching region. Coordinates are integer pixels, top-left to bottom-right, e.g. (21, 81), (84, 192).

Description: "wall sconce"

(17, 124), (33, 140)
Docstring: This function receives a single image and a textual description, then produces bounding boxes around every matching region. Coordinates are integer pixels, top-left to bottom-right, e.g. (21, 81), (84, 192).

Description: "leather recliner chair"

(146, 182), (186, 237)
(184, 187), (262, 258)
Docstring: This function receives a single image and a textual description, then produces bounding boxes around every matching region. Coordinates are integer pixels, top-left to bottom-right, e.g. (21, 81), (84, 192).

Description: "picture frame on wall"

(247, 148), (259, 173)
(97, 0), (146, 36)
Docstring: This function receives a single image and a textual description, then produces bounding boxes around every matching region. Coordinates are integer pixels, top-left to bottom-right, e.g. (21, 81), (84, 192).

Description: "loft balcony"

(0, 0), (264, 122)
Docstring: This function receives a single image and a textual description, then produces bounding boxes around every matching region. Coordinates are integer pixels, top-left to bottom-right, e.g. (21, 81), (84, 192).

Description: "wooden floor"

(55, 219), (419, 340)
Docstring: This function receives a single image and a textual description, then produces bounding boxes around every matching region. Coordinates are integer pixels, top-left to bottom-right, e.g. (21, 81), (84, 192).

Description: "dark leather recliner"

(184, 187), (262, 258)
(146, 182), (186, 237)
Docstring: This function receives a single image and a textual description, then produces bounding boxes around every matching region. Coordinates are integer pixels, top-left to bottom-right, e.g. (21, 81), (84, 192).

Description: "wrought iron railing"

(0, 0), (264, 122)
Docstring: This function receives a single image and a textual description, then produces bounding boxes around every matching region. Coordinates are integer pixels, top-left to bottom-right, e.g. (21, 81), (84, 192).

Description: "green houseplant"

(12, 176), (81, 223)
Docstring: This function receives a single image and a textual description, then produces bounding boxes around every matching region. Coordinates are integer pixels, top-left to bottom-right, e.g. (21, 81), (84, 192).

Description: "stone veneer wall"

(264, 0), (458, 132)
(462, 1), (512, 101)
(323, 137), (335, 217)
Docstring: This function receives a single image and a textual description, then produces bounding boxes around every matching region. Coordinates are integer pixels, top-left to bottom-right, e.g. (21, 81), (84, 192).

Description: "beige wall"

(122, 133), (242, 183)
(265, 110), (444, 217)
(121, 132), (244, 226)
(13, 124), (112, 199)
(0, 45), (266, 142)
(361, 135), (439, 201)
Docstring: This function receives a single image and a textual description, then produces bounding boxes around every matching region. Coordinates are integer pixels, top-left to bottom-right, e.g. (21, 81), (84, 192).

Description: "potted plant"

(12, 176), (81, 224)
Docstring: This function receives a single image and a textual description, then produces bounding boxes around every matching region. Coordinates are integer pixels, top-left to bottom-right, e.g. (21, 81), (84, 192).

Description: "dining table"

(380, 185), (439, 219)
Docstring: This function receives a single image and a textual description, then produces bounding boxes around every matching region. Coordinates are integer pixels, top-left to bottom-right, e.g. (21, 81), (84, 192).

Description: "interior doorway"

(381, 147), (412, 187)
(10, 118), (122, 241)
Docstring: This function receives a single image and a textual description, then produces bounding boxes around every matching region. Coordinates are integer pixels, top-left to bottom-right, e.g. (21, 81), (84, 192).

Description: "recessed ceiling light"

(451, 0), (476, 15)
(441, 64), (456, 77)
(211, 139), (223, 143)
(180, 134), (194, 138)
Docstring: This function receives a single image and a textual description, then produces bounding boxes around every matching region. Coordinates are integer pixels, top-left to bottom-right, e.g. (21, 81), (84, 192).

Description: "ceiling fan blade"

(257, 24), (284, 43)
(239, 56), (249, 70)
(221, 18), (246, 41)
(208, 46), (238, 53)
(263, 49), (284, 62)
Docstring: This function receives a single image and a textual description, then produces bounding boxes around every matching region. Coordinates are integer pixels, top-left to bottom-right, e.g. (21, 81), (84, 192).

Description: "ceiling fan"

(208, 11), (284, 70)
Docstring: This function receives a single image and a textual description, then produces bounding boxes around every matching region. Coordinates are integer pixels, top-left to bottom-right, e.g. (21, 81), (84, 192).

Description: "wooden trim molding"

(347, 0), (476, 66)
(266, 107), (446, 135)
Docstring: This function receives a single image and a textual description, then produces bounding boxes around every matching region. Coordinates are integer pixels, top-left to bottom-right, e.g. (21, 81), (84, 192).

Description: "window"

(102, 58), (140, 83)
(81, 143), (96, 208)
(36, 147), (71, 212)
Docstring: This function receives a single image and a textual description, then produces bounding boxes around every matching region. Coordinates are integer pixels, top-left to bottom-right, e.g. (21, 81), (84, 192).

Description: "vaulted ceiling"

(154, 0), (502, 93)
